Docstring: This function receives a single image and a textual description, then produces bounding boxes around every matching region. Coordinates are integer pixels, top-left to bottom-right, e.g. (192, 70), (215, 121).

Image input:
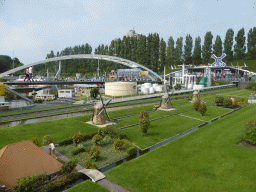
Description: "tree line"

(33, 26), (256, 75)
(0, 55), (23, 74)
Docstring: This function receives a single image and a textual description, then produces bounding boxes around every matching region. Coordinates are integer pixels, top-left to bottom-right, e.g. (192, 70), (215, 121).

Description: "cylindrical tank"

(156, 86), (163, 92)
(144, 83), (151, 88)
(149, 87), (155, 94)
(105, 82), (137, 96)
(143, 88), (149, 94)
(153, 84), (158, 88)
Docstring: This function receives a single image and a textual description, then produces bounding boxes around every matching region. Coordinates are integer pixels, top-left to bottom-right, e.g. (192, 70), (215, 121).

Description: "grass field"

(122, 115), (202, 149)
(65, 180), (109, 192)
(104, 104), (256, 192)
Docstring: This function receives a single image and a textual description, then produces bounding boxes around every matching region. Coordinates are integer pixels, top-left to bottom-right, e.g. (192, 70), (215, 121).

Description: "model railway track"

(0, 88), (238, 122)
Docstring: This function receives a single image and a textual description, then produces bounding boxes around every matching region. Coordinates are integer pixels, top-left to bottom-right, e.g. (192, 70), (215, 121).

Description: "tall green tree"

(234, 28), (246, 60)
(159, 38), (166, 72)
(202, 32), (213, 64)
(166, 36), (175, 67)
(146, 33), (153, 68)
(223, 28), (234, 62)
(137, 35), (147, 66)
(174, 37), (183, 65)
(184, 34), (193, 64)
(213, 35), (223, 57)
(192, 36), (202, 65)
(246, 27), (256, 60)
(150, 33), (160, 72)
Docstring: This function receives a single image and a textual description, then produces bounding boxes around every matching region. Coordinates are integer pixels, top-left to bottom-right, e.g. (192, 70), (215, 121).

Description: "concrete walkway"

(41, 146), (129, 192)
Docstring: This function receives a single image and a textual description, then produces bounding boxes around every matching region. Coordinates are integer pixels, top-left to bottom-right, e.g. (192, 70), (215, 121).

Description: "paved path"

(41, 146), (129, 192)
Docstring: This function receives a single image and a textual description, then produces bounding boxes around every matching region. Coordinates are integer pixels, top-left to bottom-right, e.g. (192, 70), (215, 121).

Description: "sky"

(0, 0), (256, 66)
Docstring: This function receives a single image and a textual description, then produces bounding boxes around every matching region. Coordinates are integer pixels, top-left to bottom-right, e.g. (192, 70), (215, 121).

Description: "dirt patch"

(237, 140), (256, 150)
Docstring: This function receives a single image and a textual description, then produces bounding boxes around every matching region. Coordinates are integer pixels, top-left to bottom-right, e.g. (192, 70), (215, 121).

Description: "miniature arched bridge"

(0, 54), (163, 81)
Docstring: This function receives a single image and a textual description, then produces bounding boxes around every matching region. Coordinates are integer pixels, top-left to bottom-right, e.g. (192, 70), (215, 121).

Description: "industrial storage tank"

(105, 82), (137, 96)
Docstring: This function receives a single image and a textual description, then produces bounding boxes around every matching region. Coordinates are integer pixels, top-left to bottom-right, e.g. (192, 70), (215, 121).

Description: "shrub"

(71, 147), (86, 156)
(42, 135), (53, 146)
(103, 135), (113, 144)
(12, 173), (47, 192)
(240, 98), (248, 106)
(174, 84), (181, 90)
(198, 103), (207, 116)
(223, 98), (232, 107)
(118, 132), (127, 139)
(84, 160), (97, 169)
(138, 111), (150, 136)
(98, 127), (107, 136)
(43, 170), (81, 192)
(73, 132), (83, 145)
(85, 146), (91, 152)
(58, 138), (73, 146)
(114, 138), (124, 150)
(106, 125), (121, 139)
(31, 137), (39, 146)
(126, 146), (137, 156)
(92, 134), (103, 145)
(193, 100), (200, 111)
(89, 146), (100, 161)
(245, 120), (256, 144)
(90, 88), (99, 99)
(61, 159), (78, 174)
(215, 96), (224, 106)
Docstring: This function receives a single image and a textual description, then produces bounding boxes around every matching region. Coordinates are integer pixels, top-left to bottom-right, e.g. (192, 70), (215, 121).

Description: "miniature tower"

(93, 103), (106, 125)
(161, 93), (170, 109)
(191, 91), (199, 103)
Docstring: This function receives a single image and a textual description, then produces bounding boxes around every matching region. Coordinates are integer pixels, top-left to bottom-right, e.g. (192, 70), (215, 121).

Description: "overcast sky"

(0, 0), (256, 65)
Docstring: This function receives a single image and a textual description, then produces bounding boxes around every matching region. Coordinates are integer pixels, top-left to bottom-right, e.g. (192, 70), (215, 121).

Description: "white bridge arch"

(0, 54), (163, 81)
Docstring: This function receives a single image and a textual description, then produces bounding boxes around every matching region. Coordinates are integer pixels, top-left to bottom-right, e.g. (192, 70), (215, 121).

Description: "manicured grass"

(182, 106), (232, 121)
(115, 109), (178, 128)
(0, 115), (95, 149)
(104, 104), (256, 192)
(66, 180), (110, 192)
(123, 115), (202, 149)
(218, 89), (254, 97)
(57, 139), (128, 169)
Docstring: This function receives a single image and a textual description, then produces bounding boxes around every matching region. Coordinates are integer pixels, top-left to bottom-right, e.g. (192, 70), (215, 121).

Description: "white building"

(58, 89), (75, 98)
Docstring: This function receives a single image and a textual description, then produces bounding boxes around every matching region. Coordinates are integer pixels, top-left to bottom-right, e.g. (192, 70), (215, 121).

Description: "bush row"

(58, 131), (97, 146)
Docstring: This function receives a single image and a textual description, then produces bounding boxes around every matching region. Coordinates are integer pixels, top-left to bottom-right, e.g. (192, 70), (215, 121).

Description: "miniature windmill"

(92, 92), (115, 125)
(159, 92), (174, 109)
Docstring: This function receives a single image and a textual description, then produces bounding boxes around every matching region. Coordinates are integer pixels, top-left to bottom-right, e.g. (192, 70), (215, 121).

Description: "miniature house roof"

(0, 141), (63, 189)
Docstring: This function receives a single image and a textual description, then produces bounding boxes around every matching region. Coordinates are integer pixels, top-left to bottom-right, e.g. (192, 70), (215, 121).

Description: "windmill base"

(86, 121), (116, 128)
(158, 107), (176, 111)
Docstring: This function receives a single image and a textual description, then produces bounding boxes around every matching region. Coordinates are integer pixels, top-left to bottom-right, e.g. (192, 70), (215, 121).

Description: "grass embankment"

(104, 104), (256, 192)
(66, 180), (109, 192)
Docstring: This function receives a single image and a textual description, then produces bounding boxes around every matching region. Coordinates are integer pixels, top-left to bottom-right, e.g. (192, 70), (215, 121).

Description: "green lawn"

(66, 180), (110, 192)
(123, 115), (202, 149)
(104, 104), (256, 192)
(57, 139), (128, 168)
(115, 109), (178, 128)
(0, 115), (96, 149)
(182, 106), (232, 121)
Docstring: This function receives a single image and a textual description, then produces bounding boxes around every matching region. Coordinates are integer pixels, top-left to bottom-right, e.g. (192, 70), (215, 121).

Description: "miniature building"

(58, 89), (75, 98)
(0, 141), (63, 189)
(126, 29), (140, 39)
(105, 82), (137, 96)
(161, 94), (170, 109)
(93, 103), (106, 125)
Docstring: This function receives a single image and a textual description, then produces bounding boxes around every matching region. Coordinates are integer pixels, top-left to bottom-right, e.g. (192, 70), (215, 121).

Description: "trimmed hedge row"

(58, 131), (97, 146)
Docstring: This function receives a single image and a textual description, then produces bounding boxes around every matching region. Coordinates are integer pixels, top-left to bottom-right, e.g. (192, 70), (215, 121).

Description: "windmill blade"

(104, 107), (111, 121)
(98, 107), (105, 116)
(104, 99), (112, 106)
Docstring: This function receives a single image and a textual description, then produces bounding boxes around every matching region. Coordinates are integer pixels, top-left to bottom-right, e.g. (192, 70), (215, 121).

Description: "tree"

(90, 88), (99, 99)
(184, 34), (193, 64)
(138, 111), (150, 136)
(166, 36), (175, 67)
(213, 35), (223, 57)
(247, 27), (256, 60)
(146, 33), (153, 68)
(223, 28), (234, 62)
(192, 36), (202, 65)
(174, 37), (183, 65)
(150, 33), (160, 72)
(234, 28), (246, 60)
(137, 35), (147, 66)
(159, 38), (166, 72)
(202, 32), (213, 64)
